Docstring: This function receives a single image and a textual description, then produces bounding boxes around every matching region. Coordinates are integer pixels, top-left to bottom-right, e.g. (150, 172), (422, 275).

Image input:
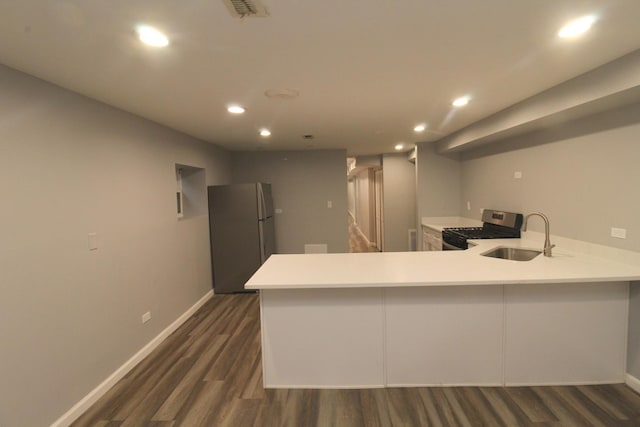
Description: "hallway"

(348, 214), (379, 253)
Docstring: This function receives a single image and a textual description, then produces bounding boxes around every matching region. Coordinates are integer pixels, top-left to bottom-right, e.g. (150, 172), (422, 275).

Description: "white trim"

(386, 382), (504, 388)
(259, 292), (267, 393)
(501, 285), (507, 387)
(626, 373), (640, 394)
(51, 290), (213, 427)
(504, 379), (625, 387)
(265, 384), (383, 389)
(354, 223), (372, 247)
(381, 288), (388, 387)
(265, 379), (629, 389)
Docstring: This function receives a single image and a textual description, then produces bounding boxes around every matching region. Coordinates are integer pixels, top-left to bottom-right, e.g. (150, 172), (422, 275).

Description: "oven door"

(442, 240), (464, 251)
(441, 229), (467, 250)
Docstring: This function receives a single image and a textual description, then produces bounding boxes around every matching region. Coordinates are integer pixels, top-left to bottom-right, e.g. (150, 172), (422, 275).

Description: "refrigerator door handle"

(258, 220), (266, 262)
(257, 183), (266, 220)
(258, 216), (275, 263)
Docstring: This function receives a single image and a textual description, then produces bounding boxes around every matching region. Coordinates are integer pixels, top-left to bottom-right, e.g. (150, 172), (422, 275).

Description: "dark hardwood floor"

(72, 294), (640, 426)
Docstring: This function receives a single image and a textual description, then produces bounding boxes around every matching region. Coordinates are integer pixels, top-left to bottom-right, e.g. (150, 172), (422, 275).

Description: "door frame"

(373, 168), (384, 251)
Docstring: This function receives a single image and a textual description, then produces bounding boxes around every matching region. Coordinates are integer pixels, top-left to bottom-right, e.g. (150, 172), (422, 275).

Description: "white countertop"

(245, 236), (640, 290)
(421, 216), (482, 231)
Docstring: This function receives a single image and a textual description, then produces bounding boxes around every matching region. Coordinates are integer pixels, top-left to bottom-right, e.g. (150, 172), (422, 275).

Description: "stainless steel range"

(441, 209), (523, 250)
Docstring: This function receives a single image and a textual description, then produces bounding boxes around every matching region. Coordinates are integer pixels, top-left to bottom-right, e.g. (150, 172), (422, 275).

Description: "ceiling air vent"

(223, 0), (269, 18)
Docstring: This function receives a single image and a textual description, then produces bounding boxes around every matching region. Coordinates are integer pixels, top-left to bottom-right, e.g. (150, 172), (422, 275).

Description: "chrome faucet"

(523, 212), (555, 257)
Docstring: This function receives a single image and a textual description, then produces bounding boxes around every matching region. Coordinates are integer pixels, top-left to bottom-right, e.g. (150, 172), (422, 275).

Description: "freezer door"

(257, 183), (274, 220)
(208, 184), (262, 293)
(259, 216), (276, 263)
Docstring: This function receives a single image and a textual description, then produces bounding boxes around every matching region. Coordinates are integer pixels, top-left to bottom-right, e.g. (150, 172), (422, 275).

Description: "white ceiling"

(1, 0), (639, 156)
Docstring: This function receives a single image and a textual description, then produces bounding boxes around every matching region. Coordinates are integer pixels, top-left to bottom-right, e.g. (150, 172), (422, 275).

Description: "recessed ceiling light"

(452, 96), (471, 107)
(414, 124), (427, 132)
(394, 143), (404, 151)
(260, 129), (271, 137)
(227, 105), (245, 114)
(558, 15), (598, 38)
(136, 25), (169, 47)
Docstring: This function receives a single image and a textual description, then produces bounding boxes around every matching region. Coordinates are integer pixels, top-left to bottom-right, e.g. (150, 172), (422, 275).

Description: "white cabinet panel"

(385, 286), (504, 386)
(422, 225), (442, 251)
(261, 288), (385, 388)
(258, 282), (630, 389)
(504, 282), (628, 385)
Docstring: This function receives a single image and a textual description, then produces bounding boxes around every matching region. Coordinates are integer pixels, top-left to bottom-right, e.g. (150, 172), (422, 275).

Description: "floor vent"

(304, 244), (328, 254)
(223, 0), (269, 18)
(408, 229), (417, 251)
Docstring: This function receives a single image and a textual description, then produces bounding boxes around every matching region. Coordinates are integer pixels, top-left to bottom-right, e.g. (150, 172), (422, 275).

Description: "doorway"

(346, 166), (383, 253)
(373, 168), (384, 251)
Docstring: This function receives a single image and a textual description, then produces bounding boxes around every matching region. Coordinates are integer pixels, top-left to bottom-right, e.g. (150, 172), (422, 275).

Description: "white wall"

(231, 150), (349, 254)
(382, 153), (416, 252)
(0, 65), (231, 427)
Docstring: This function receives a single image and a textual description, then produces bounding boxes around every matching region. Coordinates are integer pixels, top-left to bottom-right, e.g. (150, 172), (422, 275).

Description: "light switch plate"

(514, 171), (523, 179)
(275, 208), (283, 214)
(327, 200), (333, 208)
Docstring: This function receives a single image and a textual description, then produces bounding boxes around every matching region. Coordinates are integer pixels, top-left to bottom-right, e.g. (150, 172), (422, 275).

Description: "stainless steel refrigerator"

(207, 183), (275, 293)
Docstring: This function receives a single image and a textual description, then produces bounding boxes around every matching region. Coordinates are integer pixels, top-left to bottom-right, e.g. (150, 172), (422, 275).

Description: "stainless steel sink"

(481, 246), (542, 261)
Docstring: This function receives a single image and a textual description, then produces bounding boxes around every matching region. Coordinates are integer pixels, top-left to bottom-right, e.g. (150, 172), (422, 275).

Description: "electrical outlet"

(514, 171), (523, 179)
(275, 208), (283, 214)
(466, 201), (471, 211)
(142, 311), (151, 324)
(611, 228), (627, 239)
(327, 200), (333, 208)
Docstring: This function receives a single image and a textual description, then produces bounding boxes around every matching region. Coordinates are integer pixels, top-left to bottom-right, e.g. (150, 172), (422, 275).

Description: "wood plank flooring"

(72, 294), (640, 426)
(349, 214), (379, 253)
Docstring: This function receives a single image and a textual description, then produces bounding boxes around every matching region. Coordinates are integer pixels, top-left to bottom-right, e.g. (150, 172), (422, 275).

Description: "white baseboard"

(626, 373), (640, 394)
(265, 384), (383, 389)
(51, 290), (213, 427)
(354, 224), (372, 246)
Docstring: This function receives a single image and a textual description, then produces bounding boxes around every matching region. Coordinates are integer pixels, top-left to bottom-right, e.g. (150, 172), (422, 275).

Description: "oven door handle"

(442, 240), (463, 250)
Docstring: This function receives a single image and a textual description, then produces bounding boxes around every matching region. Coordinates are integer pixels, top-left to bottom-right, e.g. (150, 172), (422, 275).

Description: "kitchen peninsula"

(245, 236), (640, 389)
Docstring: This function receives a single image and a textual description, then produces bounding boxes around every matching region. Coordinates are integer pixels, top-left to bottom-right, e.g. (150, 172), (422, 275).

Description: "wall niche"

(175, 164), (206, 220)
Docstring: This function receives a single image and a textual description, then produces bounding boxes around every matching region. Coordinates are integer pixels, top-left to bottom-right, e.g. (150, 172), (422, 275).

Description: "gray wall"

(0, 65), (231, 427)
(415, 142), (461, 250)
(231, 150), (349, 254)
(460, 102), (640, 252)
(382, 153), (416, 252)
(458, 102), (640, 380)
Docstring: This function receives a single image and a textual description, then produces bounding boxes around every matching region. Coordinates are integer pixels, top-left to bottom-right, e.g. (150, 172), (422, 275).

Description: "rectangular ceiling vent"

(223, 0), (269, 18)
